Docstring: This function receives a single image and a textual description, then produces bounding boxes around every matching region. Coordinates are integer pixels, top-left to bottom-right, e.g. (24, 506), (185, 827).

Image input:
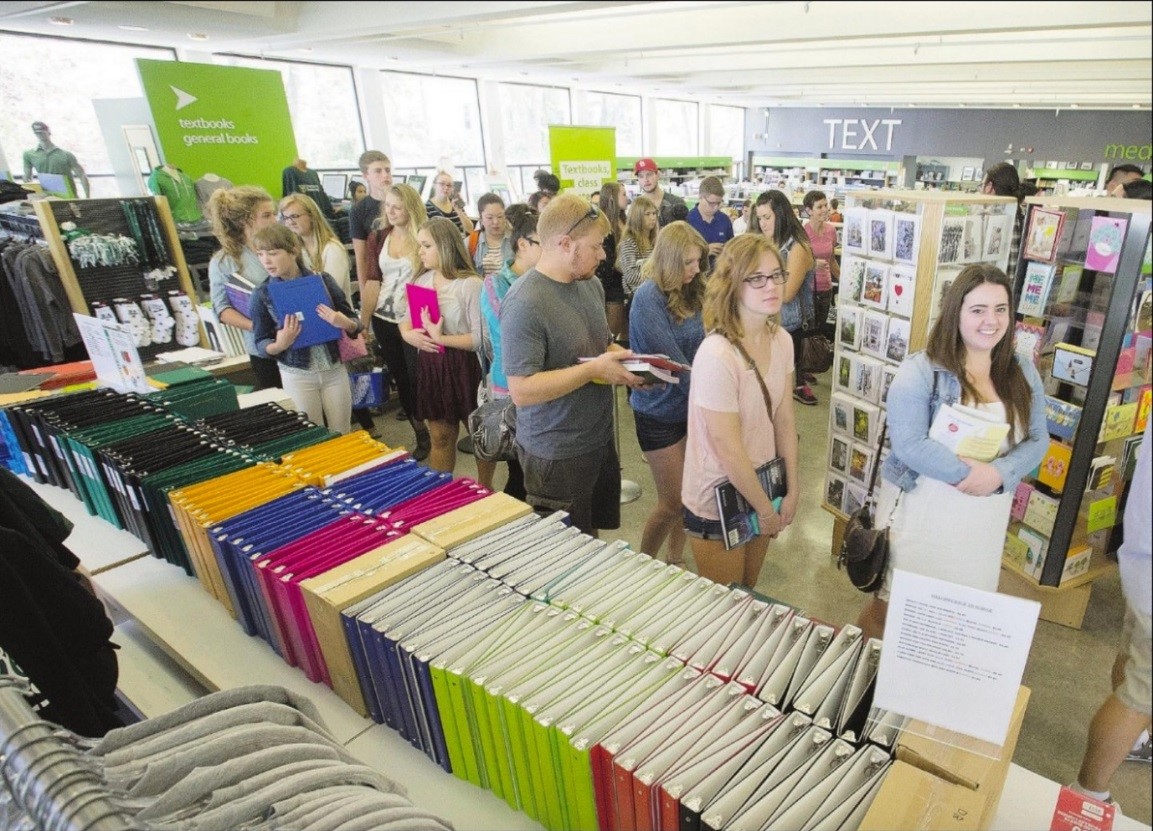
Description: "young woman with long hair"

(279, 192), (351, 297)
(681, 235), (800, 588)
(597, 181), (630, 341)
(360, 183), (430, 459)
(400, 217), (484, 473)
(618, 197), (658, 297)
(207, 186), (280, 389)
(249, 224), (362, 435)
(855, 264), (1048, 641)
(629, 221), (709, 566)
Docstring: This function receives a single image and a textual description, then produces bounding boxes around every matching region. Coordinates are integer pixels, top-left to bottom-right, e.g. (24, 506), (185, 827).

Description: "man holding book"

(502, 194), (648, 536)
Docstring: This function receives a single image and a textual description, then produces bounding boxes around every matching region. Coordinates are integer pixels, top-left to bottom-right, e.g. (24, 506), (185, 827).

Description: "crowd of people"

(195, 154), (1152, 808)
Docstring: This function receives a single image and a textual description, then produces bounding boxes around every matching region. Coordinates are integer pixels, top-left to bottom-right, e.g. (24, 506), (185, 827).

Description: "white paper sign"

(73, 313), (150, 394)
(874, 569), (1040, 747)
(560, 160), (612, 190)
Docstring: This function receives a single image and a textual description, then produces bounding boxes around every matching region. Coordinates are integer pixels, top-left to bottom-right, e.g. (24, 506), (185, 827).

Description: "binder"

(267, 274), (341, 349)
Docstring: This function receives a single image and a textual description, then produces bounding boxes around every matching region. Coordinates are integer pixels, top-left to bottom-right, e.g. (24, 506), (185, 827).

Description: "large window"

(218, 55), (363, 170)
(709, 104), (745, 161)
(584, 92), (642, 157)
(379, 72), (485, 169)
(498, 83), (570, 165)
(0, 32), (174, 196)
(653, 99), (699, 156)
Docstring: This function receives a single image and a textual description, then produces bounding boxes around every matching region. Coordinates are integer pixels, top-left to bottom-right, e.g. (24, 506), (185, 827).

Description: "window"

(498, 83), (570, 165)
(379, 72), (485, 168)
(0, 32), (174, 195)
(653, 99), (699, 156)
(583, 92), (642, 157)
(217, 56), (362, 169)
(709, 105), (746, 161)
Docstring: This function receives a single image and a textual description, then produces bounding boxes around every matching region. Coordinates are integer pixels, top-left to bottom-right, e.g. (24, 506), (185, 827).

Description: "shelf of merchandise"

(1025, 167), (1101, 183)
(820, 190), (1018, 549)
(1003, 197), (1150, 612)
(751, 156), (902, 201)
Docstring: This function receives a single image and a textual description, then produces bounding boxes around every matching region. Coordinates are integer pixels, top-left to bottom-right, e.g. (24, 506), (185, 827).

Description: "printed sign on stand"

(73, 313), (150, 394)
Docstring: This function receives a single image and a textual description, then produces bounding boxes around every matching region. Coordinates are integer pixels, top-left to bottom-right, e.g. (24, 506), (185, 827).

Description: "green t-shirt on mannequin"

(147, 165), (203, 225)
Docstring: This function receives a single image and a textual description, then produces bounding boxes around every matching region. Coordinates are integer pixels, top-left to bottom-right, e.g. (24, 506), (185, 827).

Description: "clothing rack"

(0, 213), (45, 240)
(0, 678), (135, 831)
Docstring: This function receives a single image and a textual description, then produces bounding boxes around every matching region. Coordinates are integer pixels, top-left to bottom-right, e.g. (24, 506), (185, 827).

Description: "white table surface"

(993, 764), (1151, 831)
(25, 477), (149, 574)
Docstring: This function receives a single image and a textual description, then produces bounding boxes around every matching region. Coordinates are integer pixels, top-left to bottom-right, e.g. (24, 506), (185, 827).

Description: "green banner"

(136, 59), (296, 197)
(549, 125), (616, 192)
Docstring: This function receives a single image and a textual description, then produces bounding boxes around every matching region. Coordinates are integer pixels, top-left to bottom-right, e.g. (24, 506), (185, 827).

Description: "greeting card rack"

(821, 190), (1017, 540)
(1002, 197), (1151, 606)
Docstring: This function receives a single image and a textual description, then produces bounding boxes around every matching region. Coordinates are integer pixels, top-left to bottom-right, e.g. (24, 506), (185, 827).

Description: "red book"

(1050, 786), (1114, 831)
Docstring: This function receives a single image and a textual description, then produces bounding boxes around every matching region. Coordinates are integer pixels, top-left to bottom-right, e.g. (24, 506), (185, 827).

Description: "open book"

(714, 457), (787, 550)
(578, 353), (690, 385)
(929, 402), (1011, 463)
(223, 271), (256, 315)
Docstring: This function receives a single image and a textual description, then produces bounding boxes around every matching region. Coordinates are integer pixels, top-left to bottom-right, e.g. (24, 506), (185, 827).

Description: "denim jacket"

(251, 271), (356, 370)
(778, 237), (815, 333)
(881, 350), (1048, 494)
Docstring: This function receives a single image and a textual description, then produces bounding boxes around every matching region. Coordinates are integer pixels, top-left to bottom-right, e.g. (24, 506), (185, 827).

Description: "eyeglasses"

(281, 212), (306, 222)
(565, 205), (599, 237)
(743, 270), (787, 288)
(701, 198), (723, 209)
(526, 237), (541, 246)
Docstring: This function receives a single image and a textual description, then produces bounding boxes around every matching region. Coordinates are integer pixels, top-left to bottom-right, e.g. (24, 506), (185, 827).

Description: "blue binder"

(267, 274), (341, 349)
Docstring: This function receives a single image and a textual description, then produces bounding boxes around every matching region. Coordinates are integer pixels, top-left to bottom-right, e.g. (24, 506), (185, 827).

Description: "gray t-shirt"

(501, 269), (613, 459)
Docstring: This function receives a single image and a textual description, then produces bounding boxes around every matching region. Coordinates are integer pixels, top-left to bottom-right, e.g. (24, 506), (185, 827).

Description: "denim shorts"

(633, 411), (688, 453)
(682, 506), (725, 540)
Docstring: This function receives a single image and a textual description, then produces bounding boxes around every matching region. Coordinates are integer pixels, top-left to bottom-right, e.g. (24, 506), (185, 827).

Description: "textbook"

(714, 457), (787, 550)
(928, 402), (1010, 463)
(579, 353), (690, 385)
(223, 271), (257, 314)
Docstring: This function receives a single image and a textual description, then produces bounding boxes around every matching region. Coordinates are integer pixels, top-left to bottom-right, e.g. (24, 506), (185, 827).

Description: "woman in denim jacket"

(857, 264), (1048, 640)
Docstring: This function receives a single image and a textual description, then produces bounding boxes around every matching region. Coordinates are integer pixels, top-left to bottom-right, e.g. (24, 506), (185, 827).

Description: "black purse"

(837, 421), (891, 593)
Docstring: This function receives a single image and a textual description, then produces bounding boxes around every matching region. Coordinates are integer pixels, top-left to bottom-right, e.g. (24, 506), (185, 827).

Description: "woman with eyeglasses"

(751, 190), (818, 406)
(681, 234), (799, 588)
(280, 192), (377, 436)
(425, 170), (474, 235)
(475, 205), (539, 497)
(629, 221), (709, 567)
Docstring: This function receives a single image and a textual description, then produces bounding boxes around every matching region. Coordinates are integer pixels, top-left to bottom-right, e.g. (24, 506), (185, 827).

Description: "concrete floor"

(369, 371), (1151, 825)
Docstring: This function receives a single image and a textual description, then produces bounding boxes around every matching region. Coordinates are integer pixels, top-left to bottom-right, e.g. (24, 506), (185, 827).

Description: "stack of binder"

(144, 375), (239, 419)
(195, 402), (335, 459)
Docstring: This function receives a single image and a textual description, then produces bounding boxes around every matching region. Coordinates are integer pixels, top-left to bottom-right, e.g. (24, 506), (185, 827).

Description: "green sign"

(136, 59), (296, 197)
(549, 125), (616, 192)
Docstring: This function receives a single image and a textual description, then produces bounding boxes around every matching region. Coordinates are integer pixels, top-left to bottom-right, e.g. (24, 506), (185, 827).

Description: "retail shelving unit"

(997, 197), (1151, 626)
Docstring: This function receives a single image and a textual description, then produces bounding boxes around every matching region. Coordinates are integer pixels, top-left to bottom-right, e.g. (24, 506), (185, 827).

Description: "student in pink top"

(681, 234), (800, 587)
(803, 189), (840, 341)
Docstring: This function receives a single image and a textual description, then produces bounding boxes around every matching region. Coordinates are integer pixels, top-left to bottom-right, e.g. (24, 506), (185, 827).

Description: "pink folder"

(406, 282), (444, 353)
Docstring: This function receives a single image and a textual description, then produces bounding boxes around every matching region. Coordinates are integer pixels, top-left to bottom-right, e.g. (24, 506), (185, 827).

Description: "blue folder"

(267, 274), (341, 349)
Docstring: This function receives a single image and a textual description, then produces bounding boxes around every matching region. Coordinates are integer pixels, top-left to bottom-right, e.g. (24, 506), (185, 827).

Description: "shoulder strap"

(468, 230), (481, 258)
(728, 337), (773, 417)
(865, 420), (888, 499)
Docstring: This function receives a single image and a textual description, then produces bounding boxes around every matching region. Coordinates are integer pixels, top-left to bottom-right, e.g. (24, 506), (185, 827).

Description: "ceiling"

(2, 0), (1151, 110)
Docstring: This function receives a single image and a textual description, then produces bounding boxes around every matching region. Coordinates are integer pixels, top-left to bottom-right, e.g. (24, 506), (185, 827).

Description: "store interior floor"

(363, 370), (1151, 825)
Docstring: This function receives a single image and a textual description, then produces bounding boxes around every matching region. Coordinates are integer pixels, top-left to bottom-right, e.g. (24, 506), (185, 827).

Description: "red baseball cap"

(634, 158), (658, 174)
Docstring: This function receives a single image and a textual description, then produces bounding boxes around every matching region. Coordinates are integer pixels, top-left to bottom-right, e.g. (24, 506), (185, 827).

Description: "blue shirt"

(627, 279), (705, 423)
(687, 206), (734, 247)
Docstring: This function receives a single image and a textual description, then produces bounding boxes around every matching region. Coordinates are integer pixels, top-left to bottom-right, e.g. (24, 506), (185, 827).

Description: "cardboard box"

(300, 535), (445, 714)
(862, 686), (1030, 830)
(411, 492), (534, 550)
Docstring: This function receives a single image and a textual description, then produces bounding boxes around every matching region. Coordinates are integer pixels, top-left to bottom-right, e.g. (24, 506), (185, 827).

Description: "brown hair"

(208, 185), (274, 262)
(703, 234), (782, 340)
(699, 176), (725, 199)
(419, 217), (477, 281)
(926, 263), (1032, 436)
(624, 198), (657, 256)
(358, 150), (390, 174)
(802, 190), (828, 210)
(250, 224), (309, 274)
(642, 221), (708, 323)
(598, 182), (626, 235)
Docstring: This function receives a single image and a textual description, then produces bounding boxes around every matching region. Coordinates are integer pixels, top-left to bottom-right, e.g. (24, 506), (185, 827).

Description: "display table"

(24, 477), (1151, 831)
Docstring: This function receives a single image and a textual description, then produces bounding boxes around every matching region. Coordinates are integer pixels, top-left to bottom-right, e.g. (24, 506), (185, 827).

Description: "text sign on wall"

(823, 119), (902, 152)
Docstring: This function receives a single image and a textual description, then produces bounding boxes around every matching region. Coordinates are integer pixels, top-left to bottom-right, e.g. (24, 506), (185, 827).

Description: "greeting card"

(859, 310), (889, 360)
(1014, 321), (1046, 367)
(843, 208), (868, 254)
(1018, 262), (1056, 316)
(1084, 215), (1128, 274)
(886, 264), (916, 318)
(885, 317), (911, 364)
(837, 305), (862, 350)
(1024, 207), (1066, 262)
(861, 262), (889, 310)
(867, 209), (895, 260)
(893, 212), (921, 264)
(839, 255), (867, 305)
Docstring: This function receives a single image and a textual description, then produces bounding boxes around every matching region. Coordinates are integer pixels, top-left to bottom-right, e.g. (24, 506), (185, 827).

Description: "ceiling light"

(188, 32), (209, 41)
(1133, 103), (1143, 109)
(49, 16), (73, 25)
(118, 25), (149, 32)
(1012, 103), (1021, 108)
(1069, 103), (1079, 108)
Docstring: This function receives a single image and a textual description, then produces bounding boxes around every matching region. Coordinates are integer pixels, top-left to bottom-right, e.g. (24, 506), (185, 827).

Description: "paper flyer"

(73, 313), (150, 394)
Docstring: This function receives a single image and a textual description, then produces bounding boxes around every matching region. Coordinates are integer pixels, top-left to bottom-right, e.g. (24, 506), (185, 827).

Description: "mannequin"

(23, 122), (89, 198)
(195, 172), (233, 212)
(282, 158), (336, 218)
(146, 164), (204, 225)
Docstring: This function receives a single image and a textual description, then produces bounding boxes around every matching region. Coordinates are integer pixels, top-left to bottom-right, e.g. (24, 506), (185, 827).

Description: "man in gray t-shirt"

(502, 193), (648, 535)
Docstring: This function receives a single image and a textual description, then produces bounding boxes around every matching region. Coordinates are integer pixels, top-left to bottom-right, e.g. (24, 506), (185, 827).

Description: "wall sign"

(549, 125), (617, 192)
(823, 118), (902, 152)
(136, 59), (297, 197)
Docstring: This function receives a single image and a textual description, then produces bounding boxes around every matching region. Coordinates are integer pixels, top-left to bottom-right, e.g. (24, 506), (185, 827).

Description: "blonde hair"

(642, 221), (707, 323)
(250, 224), (309, 274)
(419, 218), (478, 281)
(378, 183), (427, 275)
(703, 234), (782, 340)
(278, 193), (340, 269)
(624, 198), (657, 256)
(208, 186), (274, 262)
(538, 192), (609, 243)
